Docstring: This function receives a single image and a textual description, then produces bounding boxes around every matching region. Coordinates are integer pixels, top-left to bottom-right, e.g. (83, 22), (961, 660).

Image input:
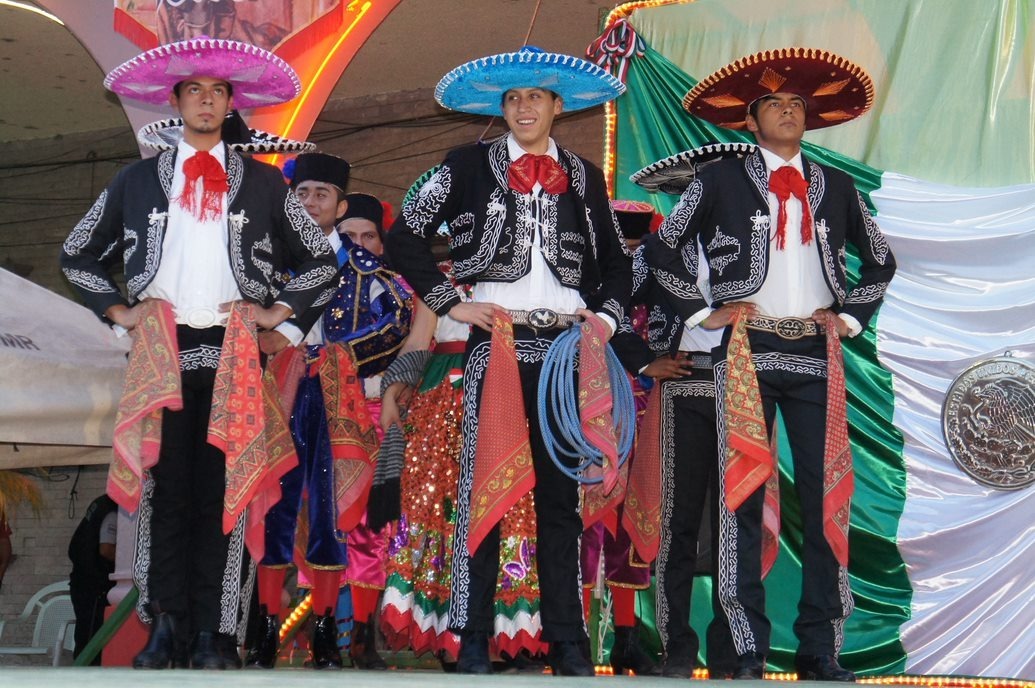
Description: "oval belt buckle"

(186, 307), (218, 329)
(775, 317), (806, 340)
(528, 307), (559, 330)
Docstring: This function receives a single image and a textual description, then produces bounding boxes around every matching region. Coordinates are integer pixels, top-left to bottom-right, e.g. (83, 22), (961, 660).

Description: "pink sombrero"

(682, 48), (874, 131)
(104, 37), (301, 109)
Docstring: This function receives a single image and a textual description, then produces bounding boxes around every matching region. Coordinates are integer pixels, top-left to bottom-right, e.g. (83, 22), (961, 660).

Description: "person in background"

(68, 494), (118, 664)
(249, 152), (354, 670)
(645, 48), (895, 681)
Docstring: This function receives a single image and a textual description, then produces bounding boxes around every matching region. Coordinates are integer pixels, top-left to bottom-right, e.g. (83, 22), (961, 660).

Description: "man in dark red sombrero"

(645, 48), (897, 681)
(386, 46), (632, 676)
(60, 37), (338, 670)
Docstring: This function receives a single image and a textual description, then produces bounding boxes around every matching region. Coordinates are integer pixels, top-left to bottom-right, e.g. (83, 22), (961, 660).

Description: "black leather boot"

(795, 654), (856, 682)
(244, 606), (279, 669)
(349, 619), (387, 670)
(311, 609), (343, 669)
(133, 612), (181, 669)
(549, 639), (595, 677)
(190, 631), (227, 670)
(610, 625), (661, 675)
(455, 631), (492, 675)
(217, 633), (242, 669)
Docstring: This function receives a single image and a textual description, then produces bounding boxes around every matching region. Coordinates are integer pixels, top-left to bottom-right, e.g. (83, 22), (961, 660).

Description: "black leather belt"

(745, 316), (823, 339)
(507, 308), (581, 331)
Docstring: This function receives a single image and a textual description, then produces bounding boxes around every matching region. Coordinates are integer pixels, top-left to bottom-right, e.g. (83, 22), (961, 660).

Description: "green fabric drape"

(615, 44), (909, 674)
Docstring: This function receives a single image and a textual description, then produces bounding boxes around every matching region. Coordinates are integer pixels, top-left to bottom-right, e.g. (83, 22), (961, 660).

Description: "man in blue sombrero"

(386, 46), (632, 676)
(60, 37), (338, 669)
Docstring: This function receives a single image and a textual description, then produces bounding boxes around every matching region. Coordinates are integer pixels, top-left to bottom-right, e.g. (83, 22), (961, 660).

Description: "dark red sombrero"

(682, 47), (874, 131)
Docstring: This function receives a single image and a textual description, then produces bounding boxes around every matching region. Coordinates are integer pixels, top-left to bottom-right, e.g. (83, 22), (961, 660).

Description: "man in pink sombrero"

(644, 48), (896, 681)
(60, 37), (338, 669)
(386, 46), (632, 676)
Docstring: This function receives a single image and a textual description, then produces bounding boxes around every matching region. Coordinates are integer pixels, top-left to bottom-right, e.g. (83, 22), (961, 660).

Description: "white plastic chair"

(0, 580), (76, 666)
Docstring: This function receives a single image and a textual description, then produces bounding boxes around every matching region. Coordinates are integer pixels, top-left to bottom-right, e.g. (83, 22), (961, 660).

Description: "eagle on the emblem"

(971, 379), (1035, 448)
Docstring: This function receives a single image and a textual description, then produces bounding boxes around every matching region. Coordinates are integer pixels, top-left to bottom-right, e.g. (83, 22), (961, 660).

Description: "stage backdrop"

(606, 0), (1035, 680)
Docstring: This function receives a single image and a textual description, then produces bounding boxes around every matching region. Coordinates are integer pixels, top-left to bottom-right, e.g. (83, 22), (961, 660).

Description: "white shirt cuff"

(595, 312), (617, 336)
(275, 321), (304, 347)
(839, 313), (862, 338)
(686, 307), (714, 330)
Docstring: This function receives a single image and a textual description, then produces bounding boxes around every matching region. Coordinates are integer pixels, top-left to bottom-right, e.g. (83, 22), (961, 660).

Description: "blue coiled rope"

(537, 324), (636, 484)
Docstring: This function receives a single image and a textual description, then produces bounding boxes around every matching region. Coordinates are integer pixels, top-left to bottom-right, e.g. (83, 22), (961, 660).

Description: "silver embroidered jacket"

(644, 148), (896, 329)
(385, 137), (632, 325)
(60, 148), (338, 321)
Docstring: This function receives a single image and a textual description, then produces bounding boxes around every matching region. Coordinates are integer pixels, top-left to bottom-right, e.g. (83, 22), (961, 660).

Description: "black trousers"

(70, 587), (109, 663)
(655, 367), (736, 672)
(715, 330), (854, 658)
(450, 325), (585, 643)
(147, 326), (231, 634)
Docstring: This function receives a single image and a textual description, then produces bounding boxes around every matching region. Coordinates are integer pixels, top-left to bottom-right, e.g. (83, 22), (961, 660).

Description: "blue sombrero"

(630, 142), (757, 195)
(435, 46), (625, 116)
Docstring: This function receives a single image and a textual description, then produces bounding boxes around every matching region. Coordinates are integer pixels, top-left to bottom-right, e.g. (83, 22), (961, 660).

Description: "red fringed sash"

(467, 309), (535, 556)
(723, 306), (854, 575)
(818, 311), (853, 567)
(108, 299), (181, 512)
(208, 302), (297, 560)
(622, 384), (663, 563)
(321, 342), (380, 534)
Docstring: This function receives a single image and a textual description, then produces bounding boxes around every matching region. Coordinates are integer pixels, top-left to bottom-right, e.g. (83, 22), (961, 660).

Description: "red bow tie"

(178, 150), (228, 221)
(507, 153), (569, 195)
(768, 165), (813, 250)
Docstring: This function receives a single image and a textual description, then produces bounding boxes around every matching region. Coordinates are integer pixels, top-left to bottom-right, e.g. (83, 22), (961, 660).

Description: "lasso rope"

(537, 325), (636, 483)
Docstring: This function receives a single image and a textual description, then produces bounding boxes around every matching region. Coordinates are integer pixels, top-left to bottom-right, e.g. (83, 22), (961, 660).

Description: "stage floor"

(0, 667), (951, 687)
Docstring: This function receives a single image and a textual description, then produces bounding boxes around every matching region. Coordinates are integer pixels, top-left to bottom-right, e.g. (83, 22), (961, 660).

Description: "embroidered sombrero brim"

(435, 45), (625, 116)
(137, 117), (315, 154)
(682, 48), (874, 131)
(105, 37), (301, 109)
(630, 142), (758, 195)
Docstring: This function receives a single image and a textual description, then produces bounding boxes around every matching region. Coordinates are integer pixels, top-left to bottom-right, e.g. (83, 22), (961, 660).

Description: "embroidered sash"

(108, 299), (181, 511)
(467, 309), (535, 556)
(622, 384), (663, 563)
(320, 342), (380, 534)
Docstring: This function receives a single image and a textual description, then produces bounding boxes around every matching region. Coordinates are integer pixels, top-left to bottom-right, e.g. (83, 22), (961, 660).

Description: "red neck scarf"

(768, 165), (813, 250)
(508, 153), (569, 195)
(178, 149), (228, 221)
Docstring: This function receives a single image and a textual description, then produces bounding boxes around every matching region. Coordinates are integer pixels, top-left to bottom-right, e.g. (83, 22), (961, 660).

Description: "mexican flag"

(607, 0), (1035, 679)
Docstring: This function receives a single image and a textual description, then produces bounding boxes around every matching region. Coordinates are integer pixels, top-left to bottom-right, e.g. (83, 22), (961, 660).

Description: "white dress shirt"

(472, 134), (616, 334)
(139, 140), (242, 328)
(685, 146), (861, 337)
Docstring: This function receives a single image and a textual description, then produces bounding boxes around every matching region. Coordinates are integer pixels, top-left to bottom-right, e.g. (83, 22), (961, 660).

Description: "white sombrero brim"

(630, 142), (758, 195)
(137, 118), (315, 154)
(105, 38), (301, 109)
(435, 48), (625, 116)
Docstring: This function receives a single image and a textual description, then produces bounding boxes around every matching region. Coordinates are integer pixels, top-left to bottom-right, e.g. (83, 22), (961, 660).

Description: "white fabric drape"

(873, 172), (1035, 680)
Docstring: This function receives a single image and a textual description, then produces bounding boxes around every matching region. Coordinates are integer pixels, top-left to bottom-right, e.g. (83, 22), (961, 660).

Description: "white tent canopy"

(0, 268), (129, 468)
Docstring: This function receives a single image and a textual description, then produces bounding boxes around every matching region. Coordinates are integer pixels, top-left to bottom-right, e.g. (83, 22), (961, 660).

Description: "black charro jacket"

(60, 147), (338, 321)
(385, 136), (632, 326)
(644, 147), (896, 329)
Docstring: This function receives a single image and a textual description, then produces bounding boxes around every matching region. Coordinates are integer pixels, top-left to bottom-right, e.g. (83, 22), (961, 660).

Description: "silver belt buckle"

(527, 307), (559, 330)
(185, 307), (218, 329)
(774, 317), (807, 340)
